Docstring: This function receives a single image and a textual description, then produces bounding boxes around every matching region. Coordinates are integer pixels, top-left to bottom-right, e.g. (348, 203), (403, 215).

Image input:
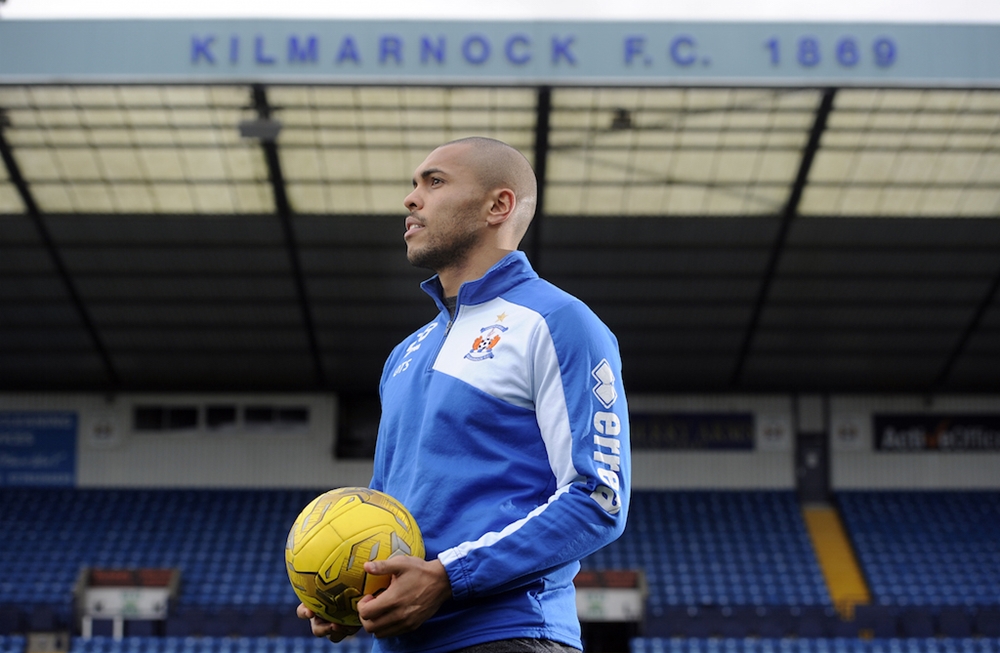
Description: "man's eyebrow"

(413, 167), (446, 186)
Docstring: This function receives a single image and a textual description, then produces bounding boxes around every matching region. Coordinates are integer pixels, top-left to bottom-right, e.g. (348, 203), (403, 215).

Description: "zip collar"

(420, 251), (538, 317)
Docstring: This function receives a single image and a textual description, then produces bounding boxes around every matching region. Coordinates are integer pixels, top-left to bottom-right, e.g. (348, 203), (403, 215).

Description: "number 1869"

(765, 36), (896, 68)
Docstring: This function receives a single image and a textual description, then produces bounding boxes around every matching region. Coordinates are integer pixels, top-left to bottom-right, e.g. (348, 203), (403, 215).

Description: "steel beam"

(932, 265), (1000, 390)
(730, 88), (837, 387)
(250, 84), (326, 386)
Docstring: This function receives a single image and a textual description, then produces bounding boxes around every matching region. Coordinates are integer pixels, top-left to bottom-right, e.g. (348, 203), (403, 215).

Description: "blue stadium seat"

(838, 491), (1000, 609)
(581, 491), (830, 610)
(5, 486), (994, 641)
(0, 488), (312, 619)
(631, 640), (1000, 653)
(0, 635), (27, 653)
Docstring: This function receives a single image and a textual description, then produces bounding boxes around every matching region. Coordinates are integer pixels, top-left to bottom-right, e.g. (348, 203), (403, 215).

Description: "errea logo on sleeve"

(590, 359), (623, 515)
(591, 359), (618, 408)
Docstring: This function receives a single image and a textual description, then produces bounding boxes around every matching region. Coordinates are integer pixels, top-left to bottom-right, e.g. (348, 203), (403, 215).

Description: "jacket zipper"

(428, 304), (459, 372)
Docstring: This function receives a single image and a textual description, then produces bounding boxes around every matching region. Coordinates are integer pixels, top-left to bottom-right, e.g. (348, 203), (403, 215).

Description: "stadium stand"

(70, 636), (374, 653)
(11, 637), (1000, 653)
(0, 488), (311, 636)
(2, 487), (999, 643)
(0, 636), (26, 653)
(631, 639), (1000, 653)
(0, 488), (308, 608)
(837, 491), (1000, 607)
(581, 490), (830, 636)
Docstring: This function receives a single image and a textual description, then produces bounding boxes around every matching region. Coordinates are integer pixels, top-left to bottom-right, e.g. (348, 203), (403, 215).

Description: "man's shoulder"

(502, 277), (604, 327)
(503, 276), (580, 313)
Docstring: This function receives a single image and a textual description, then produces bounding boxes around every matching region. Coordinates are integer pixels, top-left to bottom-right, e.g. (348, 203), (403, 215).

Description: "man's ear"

(485, 188), (516, 226)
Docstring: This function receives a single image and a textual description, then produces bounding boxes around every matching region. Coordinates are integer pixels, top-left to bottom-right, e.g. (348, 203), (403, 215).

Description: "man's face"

(402, 144), (487, 273)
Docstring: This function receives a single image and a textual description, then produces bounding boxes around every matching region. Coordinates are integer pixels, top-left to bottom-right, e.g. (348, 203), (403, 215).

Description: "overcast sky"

(2, 0), (999, 22)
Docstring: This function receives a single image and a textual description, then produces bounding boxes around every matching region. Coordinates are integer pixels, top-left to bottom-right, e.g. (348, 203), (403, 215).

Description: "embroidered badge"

(464, 313), (509, 361)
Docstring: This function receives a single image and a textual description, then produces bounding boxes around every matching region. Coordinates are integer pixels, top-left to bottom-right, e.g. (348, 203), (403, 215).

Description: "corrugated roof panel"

(147, 185), (199, 213)
(287, 184), (326, 213)
(65, 183), (117, 212)
(366, 149), (411, 181)
(1, 85), (274, 214)
(281, 149), (325, 181)
(274, 86), (534, 213)
(30, 184), (71, 211)
(107, 184), (156, 213)
(959, 189), (1000, 214)
(52, 148), (104, 180)
(133, 148), (187, 180)
(230, 183), (275, 214)
(803, 88), (1000, 217)
(0, 183), (23, 213)
(96, 149), (144, 179)
(547, 87), (814, 216)
(0, 86), (32, 106)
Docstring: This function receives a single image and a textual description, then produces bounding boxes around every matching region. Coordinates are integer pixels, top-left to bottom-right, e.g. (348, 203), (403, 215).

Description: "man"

(298, 137), (631, 653)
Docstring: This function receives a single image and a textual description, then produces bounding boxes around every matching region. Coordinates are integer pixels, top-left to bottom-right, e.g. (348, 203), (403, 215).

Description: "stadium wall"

(830, 394), (1000, 489)
(0, 393), (373, 489)
(1, 392), (998, 490)
(627, 394), (795, 489)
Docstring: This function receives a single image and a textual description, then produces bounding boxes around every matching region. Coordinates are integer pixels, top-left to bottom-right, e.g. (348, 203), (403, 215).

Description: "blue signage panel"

(0, 411), (77, 487)
(0, 19), (999, 86)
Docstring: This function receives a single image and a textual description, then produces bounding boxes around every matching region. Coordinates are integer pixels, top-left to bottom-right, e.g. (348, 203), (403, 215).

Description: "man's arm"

(440, 301), (631, 601)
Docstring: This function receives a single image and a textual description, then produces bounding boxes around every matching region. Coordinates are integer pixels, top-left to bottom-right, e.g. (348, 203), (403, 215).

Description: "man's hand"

(357, 556), (452, 638)
(296, 603), (360, 643)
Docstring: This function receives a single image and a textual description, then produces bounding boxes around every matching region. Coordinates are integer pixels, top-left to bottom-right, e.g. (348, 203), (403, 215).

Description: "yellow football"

(285, 487), (424, 626)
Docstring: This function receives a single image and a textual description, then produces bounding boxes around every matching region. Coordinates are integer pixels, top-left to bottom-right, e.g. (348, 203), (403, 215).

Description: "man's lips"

(404, 216), (424, 238)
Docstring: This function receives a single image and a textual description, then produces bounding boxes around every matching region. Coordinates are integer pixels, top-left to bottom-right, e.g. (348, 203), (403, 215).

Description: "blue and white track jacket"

(371, 251), (631, 653)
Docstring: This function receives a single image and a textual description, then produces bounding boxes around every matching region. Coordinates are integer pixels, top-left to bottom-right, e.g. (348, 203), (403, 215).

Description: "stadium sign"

(630, 412), (754, 450)
(1, 19), (1000, 85)
(0, 411), (76, 487)
(873, 414), (1000, 452)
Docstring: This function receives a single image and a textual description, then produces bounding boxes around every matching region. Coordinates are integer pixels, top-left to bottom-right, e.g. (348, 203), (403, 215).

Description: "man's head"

(402, 138), (538, 284)
(445, 137), (538, 237)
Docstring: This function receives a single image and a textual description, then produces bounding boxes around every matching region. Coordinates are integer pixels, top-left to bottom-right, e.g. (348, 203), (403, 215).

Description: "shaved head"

(435, 137), (538, 242)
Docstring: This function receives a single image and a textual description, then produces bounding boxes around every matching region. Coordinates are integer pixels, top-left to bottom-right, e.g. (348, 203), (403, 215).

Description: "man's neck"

(436, 248), (512, 297)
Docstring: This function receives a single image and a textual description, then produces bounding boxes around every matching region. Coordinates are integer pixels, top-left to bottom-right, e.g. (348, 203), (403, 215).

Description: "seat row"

(584, 491), (828, 608)
(3, 489), (999, 620)
(633, 639), (1000, 653)
(12, 636), (1000, 653)
(838, 492), (1000, 607)
(642, 605), (1000, 639)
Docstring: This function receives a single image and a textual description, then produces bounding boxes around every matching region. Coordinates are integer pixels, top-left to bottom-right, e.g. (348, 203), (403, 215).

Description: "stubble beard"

(406, 206), (482, 274)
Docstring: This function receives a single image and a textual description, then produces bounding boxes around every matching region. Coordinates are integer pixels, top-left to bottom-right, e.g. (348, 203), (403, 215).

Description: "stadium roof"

(1, 83), (998, 395)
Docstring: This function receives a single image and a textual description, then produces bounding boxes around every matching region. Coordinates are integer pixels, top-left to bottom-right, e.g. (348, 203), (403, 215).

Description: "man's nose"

(404, 188), (420, 211)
